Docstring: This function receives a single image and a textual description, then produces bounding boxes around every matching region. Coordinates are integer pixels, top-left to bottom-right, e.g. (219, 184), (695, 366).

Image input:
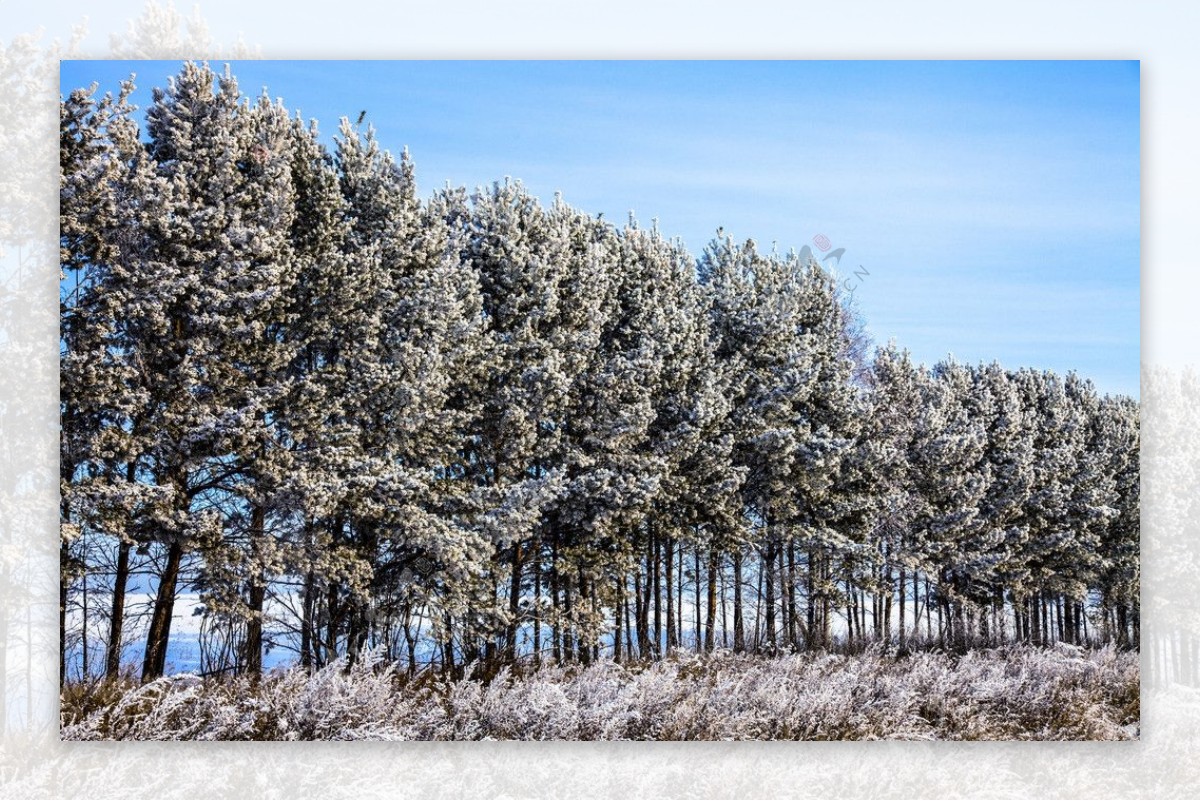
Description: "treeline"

(59, 63), (1140, 683)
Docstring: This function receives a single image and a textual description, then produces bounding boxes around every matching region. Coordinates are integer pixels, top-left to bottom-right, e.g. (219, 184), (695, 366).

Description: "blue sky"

(61, 60), (1141, 397)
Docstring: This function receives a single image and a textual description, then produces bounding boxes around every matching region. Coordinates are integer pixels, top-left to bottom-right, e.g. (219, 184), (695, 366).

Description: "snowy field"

(60, 644), (1138, 741)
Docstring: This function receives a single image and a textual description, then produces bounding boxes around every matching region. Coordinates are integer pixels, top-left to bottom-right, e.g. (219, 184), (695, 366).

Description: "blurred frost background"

(3, 1), (1199, 797)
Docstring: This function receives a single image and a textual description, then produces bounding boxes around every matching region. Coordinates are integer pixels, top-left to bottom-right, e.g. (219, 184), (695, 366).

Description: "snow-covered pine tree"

(134, 65), (306, 679)
(331, 123), (491, 669)
(1010, 368), (1078, 644)
(60, 77), (148, 682)
(533, 202), (654, 663)
(861, 343), (924, 647)
(450, 180), (589, 666)
(699, 235), (829, 652)
(909, 358), (992, 649)
(968, 363), (1036, 642)
(271, 112), (364, 670)
(95, 61), (236, 680)
(785, 252), (867, 651)
(622, 222), (742, 656)
(59, 61), (1143, 684)
(558, 216), (727, 660)
(1050, 373), (1117, 644)
(199, 90), (305, 678)
(1094, 394), (1139, 647)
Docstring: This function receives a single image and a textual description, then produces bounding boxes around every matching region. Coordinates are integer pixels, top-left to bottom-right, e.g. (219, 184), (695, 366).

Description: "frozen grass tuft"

(61, 645), (1139, 741)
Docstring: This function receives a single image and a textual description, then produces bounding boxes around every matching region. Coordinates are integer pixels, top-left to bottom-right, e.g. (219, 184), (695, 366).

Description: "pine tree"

(1012, 369), (1079, 644)
(60, 77), (148, 681)
(1050, 374), (1118, 644)
(330, 124), (491, 667)
(700, 237), (860, 652)
(969, 363), (1036, 643)
(786, 252), (868, 651)
(123, 62), (305, 679)
(862, 344), (924, 647)
(449, 180), (589, 664)
(909, 359), (992, 649)
(1096, 394), (1139, 647)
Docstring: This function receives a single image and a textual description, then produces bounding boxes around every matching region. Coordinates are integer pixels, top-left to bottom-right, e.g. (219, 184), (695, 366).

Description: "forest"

(59, 61), (1140, 701)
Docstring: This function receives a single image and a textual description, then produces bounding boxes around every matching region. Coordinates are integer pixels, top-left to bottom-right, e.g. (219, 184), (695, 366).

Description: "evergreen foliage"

(60, 63), (1141, 683)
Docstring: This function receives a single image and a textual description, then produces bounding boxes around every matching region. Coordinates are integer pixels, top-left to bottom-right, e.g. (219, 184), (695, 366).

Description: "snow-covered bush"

(61, 645), (1138, 741)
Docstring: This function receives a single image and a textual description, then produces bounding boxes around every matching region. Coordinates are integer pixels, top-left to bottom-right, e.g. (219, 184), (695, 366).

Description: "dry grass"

(60, 644), (1139, 741)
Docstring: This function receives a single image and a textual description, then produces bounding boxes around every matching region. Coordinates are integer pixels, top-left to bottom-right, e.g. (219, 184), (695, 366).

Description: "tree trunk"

(786, 541), (798, 649)
(104, 459), (142, 680)
(506, 540), (523, 663)
(142, 540), (184, 681)
(923, 577), (932, 641)
(623, 594), (634, 661)
(763, 541), (777, 652)
(733, 549), (745, 652)
(936, 594), (945, 648)
(402, 605), (418, 675)
(953, 598), (966, 651)
(705, 547), (718, 652)
(694, 546), (702, 649)
(551, 541), (562, 663)
(244, 505), (267, 679)
(664, 534), (676, 651)
(677, 541), (685, 647)
(753, 551), (764, 650)
(883, 572), (892, 642)
(442, 612), (456, 675)
(859, 587), (868, 644)
(245, 575), (266, 677)
(652, 530), (662, 657)
(821, 557), (833, 648)
(578, 571), (592, 666)
(634, 563), (649, 658)
(532, 543), (542, 665)
(613, 575), (623, 663)
(60, 539), (70, 686)
(300, 570), (316, 670)
(811, 551), (820, 652)
(914, 572), (923, 643)
(720, 563), (729, 648)
(326, 582), (340, 663)
(105, 539), (132, 680)
(874, 585), (881, 640)
(562, 584), (574, 662)
(80, 555), (90, 680)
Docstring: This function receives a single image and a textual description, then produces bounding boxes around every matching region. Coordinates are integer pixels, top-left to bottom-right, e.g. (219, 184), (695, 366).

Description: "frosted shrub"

(264, 650), (407, 740)
(61, 645), (1139, 741)
(476, 668), (580, 739)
